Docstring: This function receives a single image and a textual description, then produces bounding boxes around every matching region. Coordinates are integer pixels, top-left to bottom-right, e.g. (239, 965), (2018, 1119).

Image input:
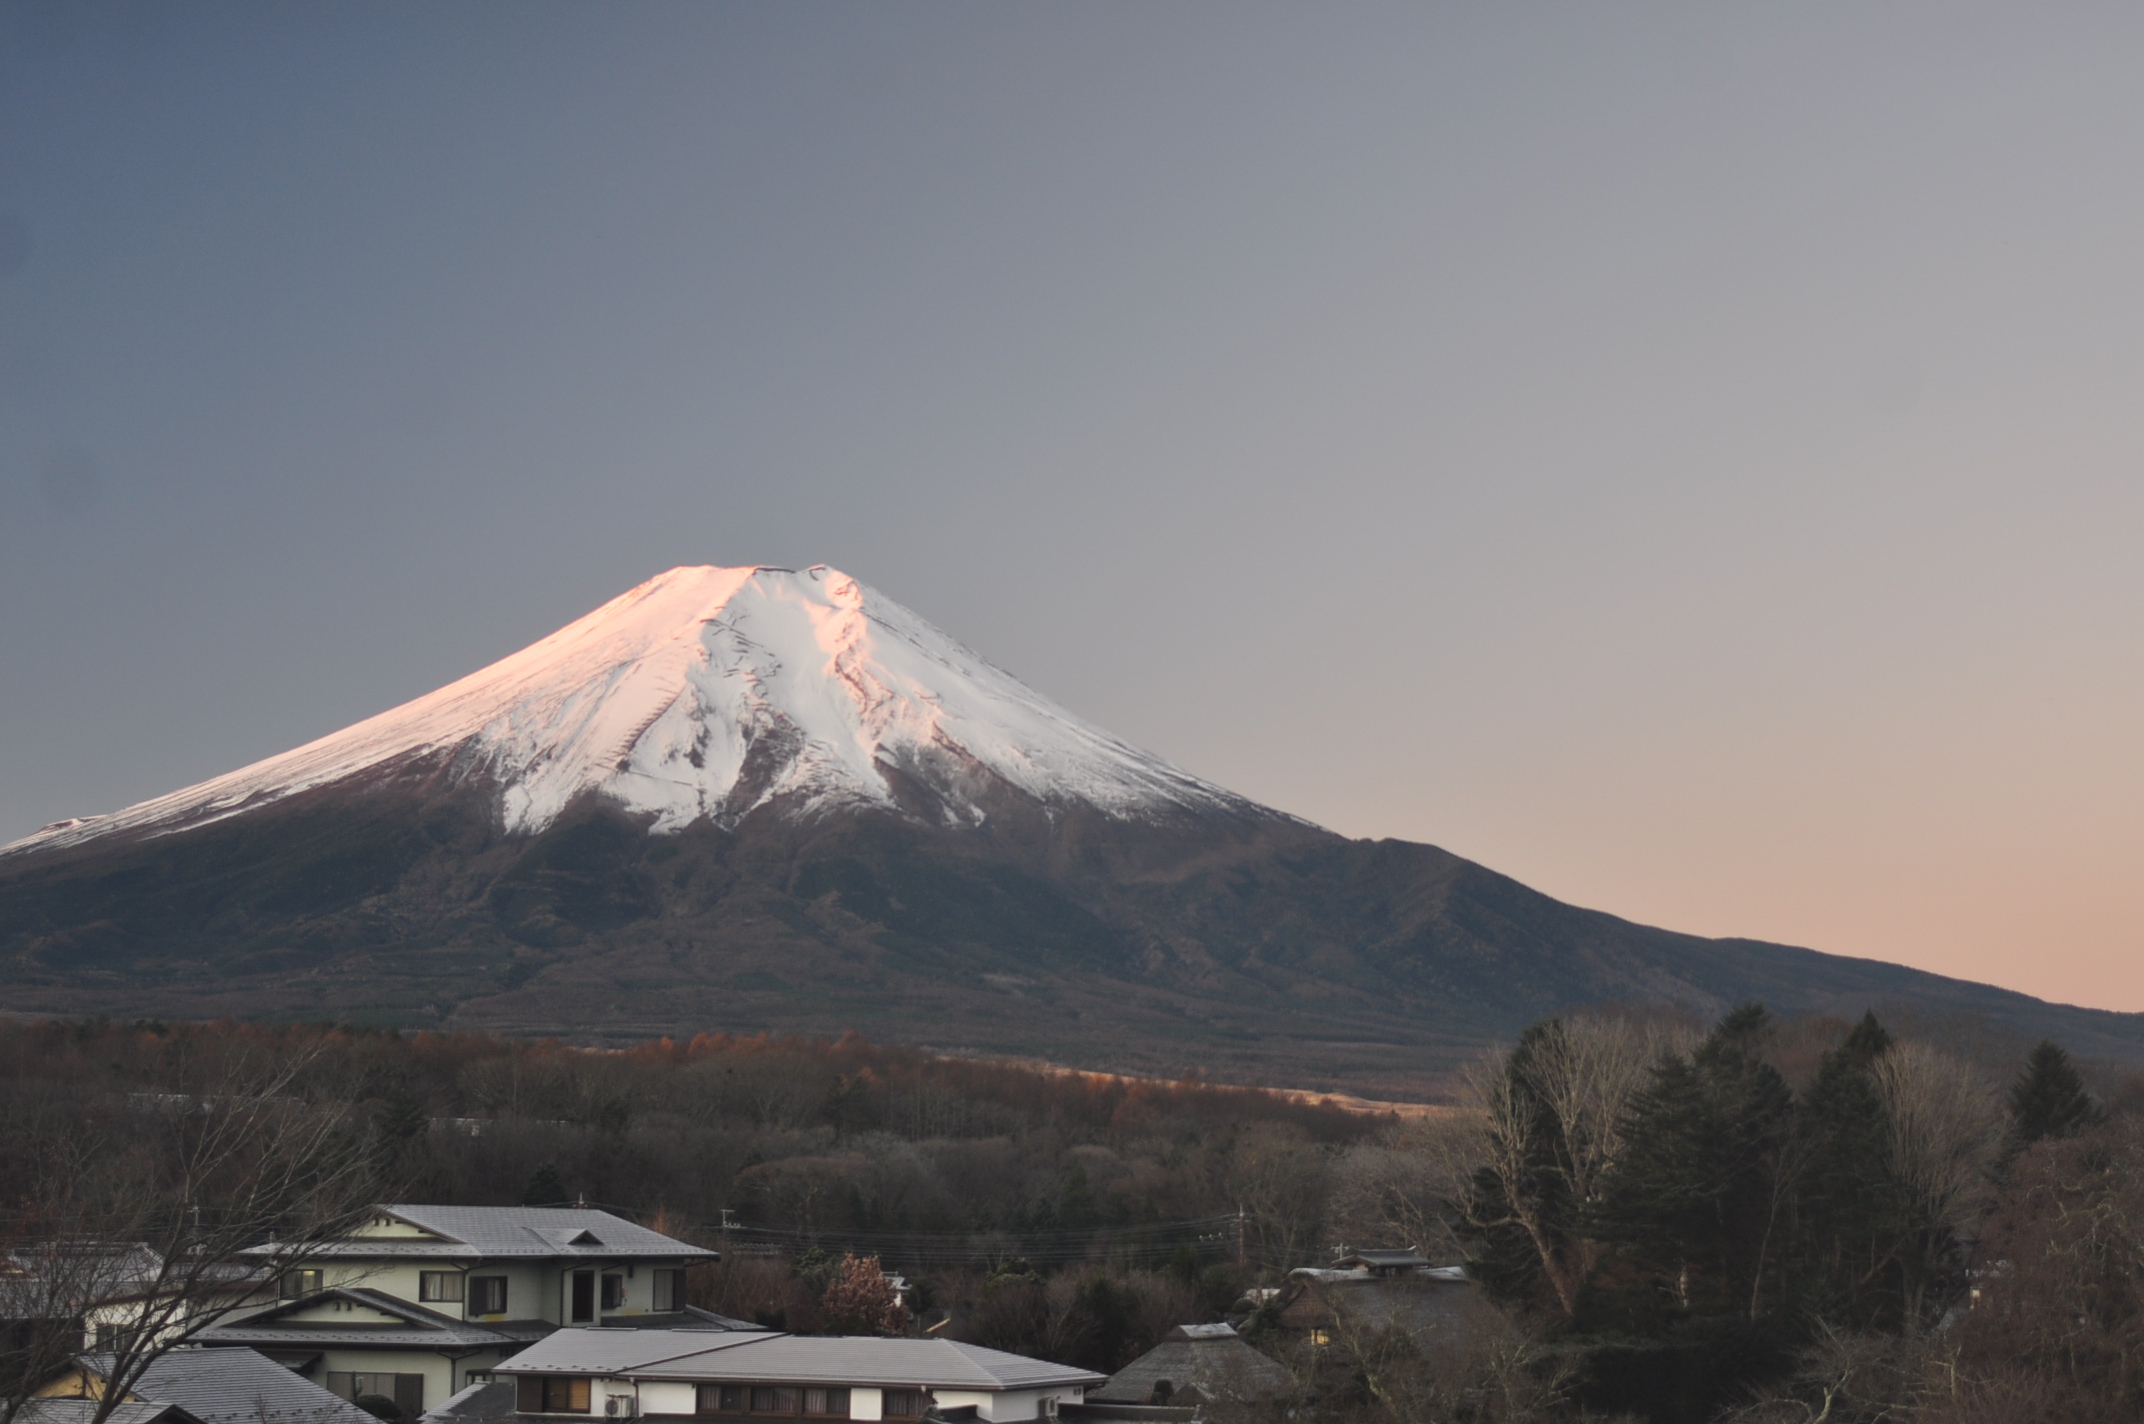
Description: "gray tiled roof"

(1281, 1276), (1474, 1334)
(1089, 1330), (1292, 1405)
(18, 1402), (199, 1424)
(419, 1381), (518, 1424)
(82, 1347), (378, 1424)
(378, 1206), (712, 1259)
(1334, 1249), (1428, 1267)
(499, 1329), (1106, 1391)
(194, 1288), (522, 1350)
(602, 1307), (768, 1333)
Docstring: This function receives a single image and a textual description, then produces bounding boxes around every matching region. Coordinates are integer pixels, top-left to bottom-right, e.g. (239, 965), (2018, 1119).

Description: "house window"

(517, 1376), (593, 1414)
(329, 1373), (425, 1416)
(420, 1271), (465, 1303)
(652, 1268), (685, 1312)
(600, 1273), (625, 1311)
(801, 1388), (849, 1418)
(280, 1268), (324, 1299)
(881, 1390), (929, 1420)
(470, 1275), (509, 1315)
(694, 1385), (850, 1418)
(695, 1385), (740, 1414)
(569, 1270), (595, 1324)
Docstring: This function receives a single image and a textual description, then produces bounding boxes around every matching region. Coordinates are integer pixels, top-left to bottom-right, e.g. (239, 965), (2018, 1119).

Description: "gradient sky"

(4, 4), (2142, 1012)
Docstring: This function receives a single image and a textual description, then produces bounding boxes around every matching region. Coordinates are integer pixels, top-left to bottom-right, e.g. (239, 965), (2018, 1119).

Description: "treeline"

(1442, 1005), (2137, 1424)
(0, 1019), (1384, 1249)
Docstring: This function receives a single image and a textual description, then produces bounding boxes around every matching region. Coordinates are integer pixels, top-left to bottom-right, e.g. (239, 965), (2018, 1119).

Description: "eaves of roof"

(195, 1322), (516, 1349)
(195, 1288), (521, 1349)
(501, 1332), (1106, 1391)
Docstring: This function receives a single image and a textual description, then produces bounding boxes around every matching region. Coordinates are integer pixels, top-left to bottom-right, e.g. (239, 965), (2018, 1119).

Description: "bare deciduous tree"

(1873, 1041), (2005, 1244)
(0, 1044), (387, 1424)
(1458, 1013), (1699, 1317)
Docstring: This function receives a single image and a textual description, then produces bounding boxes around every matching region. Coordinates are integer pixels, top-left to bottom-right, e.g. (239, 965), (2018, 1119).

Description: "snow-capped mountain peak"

(6, 565), (1259, 856)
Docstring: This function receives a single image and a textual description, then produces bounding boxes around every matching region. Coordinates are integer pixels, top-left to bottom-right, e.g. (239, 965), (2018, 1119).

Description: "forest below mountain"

(2, 1013), (2139, 1423)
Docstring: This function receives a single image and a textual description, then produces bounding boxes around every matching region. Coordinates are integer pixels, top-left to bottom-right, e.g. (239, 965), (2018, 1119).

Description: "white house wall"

(527, 1372), (1081, 1423)
(637, 1381), (697, 1416)
(938, 1387), (1078, 1421)
(316, 1257), (691, 1325)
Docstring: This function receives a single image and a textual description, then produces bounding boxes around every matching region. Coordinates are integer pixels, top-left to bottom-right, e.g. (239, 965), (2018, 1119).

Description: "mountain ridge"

(4, 564), (2137, 1094)
(5, 564), (1273, 860)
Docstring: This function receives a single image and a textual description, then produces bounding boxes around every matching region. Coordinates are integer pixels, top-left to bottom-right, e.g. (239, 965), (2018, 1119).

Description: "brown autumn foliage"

(816, 1253), (910, 1337)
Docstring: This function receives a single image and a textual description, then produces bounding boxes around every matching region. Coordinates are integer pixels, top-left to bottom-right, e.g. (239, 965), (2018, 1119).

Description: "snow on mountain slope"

(5, 566), (1266, 858)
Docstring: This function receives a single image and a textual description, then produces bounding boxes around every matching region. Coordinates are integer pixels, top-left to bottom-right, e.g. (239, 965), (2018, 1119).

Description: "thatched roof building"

(1090, 1324), (1292, 1407)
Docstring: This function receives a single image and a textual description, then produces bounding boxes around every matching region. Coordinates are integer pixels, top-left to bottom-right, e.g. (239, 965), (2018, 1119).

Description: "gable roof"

(270, 1206), (713, 1261)
(419, 1381), (517, 1424)
(1089, 1328), (1292, 1405)
(364, 1209), (707, 1261)
(193, 1288), (530, 1349)
(1331, 1248), (1429, 1269)
(1277, 1275), (1474, 1334)
(497, 1329), (1106, 1391)
(82, 1348), (377, 1424)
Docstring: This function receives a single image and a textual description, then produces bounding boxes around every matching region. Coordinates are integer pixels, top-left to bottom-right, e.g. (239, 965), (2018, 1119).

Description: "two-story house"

(195, 1206), (718, 1417)
(494, 1328), (1105, 1423)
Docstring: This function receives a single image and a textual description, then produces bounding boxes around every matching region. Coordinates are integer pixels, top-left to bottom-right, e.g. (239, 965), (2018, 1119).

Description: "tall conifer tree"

(1593, 1004), (1794, 1320)
(2009, 1039), (2099, 1146)
(1800, 1012), (1903, 1321)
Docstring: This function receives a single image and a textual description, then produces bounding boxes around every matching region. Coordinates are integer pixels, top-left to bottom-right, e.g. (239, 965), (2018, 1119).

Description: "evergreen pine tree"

(1795, 1012), (1915, 1327)
(522, 1162), (567, 1206)
(2009, 1039), (2100, 1145)
(1839, 1010), (1893, 1063)
(1592, 1004), (1794, 1320)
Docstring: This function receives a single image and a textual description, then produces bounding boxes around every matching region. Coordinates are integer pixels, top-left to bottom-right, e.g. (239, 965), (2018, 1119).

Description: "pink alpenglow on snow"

(4, 566), (1264, 857)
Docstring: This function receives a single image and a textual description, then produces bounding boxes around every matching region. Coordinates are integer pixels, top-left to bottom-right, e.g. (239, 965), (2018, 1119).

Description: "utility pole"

(1234, 1205), (1247, 1269)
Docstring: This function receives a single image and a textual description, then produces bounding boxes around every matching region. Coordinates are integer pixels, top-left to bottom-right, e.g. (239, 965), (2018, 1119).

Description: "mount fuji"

(4, 565), (2139, 1092)
(7, 565), (1266, 858)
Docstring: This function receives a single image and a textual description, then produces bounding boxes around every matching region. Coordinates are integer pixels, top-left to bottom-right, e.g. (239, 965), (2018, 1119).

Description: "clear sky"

(4, 4), (2141, 1011)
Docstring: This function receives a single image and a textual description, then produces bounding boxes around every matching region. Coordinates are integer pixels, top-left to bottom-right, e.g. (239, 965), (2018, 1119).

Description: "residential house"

(38, 1346), (376, 1424)
(1274, 1263), (1472, 1338)
(1, 1243), (261, 1356)
(194, 1206), (716, 1417)
(494, 1326), (1106, 1422)
(1326, 1248), (1431, 1278)
(1086, 1324), (1290, 1410)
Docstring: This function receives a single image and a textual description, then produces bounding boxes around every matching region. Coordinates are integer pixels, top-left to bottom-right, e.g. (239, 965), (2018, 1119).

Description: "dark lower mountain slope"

(3, 782), (2137, 1098)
